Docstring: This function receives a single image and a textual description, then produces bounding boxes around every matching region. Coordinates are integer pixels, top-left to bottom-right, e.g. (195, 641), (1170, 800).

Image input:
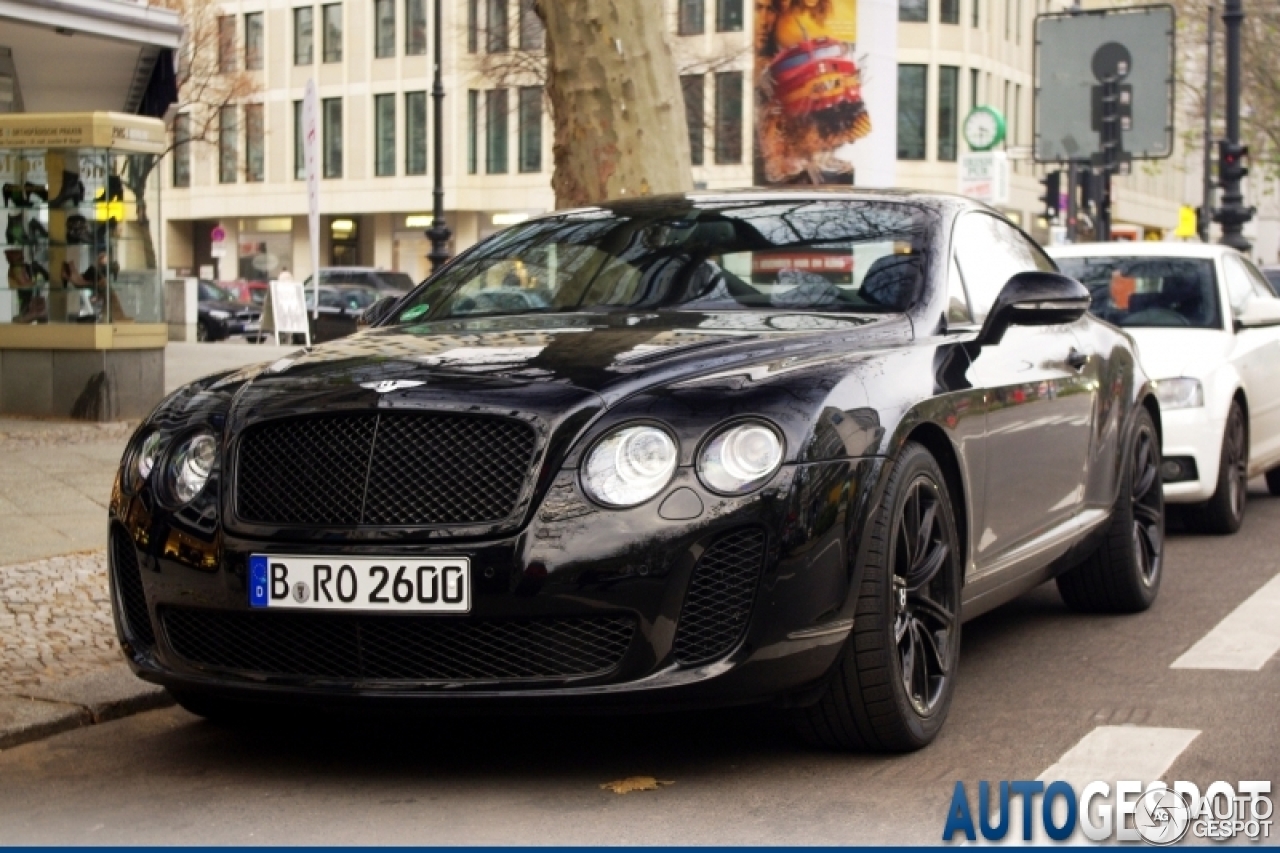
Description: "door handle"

(1066, 348), (1089, 371)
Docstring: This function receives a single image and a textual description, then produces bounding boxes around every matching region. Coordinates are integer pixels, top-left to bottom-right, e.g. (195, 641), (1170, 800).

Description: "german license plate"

(248, 555), (470, 613)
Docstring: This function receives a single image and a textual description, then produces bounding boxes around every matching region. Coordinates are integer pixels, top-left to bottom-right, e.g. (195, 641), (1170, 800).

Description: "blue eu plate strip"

(249, 555), (269, 608)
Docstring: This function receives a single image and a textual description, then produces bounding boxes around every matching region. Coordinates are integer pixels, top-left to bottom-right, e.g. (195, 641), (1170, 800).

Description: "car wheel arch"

(901, 422), (970, 582)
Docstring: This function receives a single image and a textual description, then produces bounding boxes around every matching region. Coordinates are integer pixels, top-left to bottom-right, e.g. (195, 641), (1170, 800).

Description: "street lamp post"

(426, 0), (452, 273)
(1214, 0), (1252, 252)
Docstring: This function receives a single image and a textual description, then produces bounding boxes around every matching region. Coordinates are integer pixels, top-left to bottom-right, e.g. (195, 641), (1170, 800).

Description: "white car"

(1050, 242), (1280, 534)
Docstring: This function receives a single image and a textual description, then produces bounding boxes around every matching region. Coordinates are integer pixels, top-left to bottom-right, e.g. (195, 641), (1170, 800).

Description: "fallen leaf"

(599, 776), (674, 794)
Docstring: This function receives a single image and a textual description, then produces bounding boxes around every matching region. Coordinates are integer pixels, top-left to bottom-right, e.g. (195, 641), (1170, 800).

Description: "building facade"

(162, 0), (1192, 285)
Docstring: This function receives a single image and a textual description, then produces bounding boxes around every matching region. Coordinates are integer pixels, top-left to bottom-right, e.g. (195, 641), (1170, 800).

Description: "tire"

(1057, 407), (1164, 613)
(196, 320), (210, 342)
(793, 443), (962, 752)
(1268, 467), (1280, 497)
(1193, 401), (1248, 535)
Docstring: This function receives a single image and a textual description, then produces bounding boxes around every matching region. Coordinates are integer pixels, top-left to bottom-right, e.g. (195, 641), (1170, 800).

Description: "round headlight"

(168, 432), (218, 504)
(698, 421), (784, 495)
(581, 425), (678, 507)
(134, 431), (163, 485)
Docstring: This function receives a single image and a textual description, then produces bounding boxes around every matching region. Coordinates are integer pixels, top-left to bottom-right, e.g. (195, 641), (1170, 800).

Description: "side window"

(1222, 256), (1255, 315)
(951, 213), (1042, 321)
(1240, 257), (1277, 300)
(947, 254), (974, 325)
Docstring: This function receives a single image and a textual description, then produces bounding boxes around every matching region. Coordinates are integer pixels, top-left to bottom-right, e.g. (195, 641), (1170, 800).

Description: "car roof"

(1048, 241), (1239, 260)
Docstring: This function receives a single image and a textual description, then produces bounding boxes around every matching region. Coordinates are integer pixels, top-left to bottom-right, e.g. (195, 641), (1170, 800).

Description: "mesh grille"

(111, 529), (155, 647)
(161, 608), (635, 682)
(235, 413), (537, 527)
(672, 527), (766, 666)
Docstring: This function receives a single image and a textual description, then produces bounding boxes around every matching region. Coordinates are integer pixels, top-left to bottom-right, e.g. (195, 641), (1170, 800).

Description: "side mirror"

(358, 295), (400, 329)
(1234, 298), (1280, 331)
(975, 271), (1090, 347)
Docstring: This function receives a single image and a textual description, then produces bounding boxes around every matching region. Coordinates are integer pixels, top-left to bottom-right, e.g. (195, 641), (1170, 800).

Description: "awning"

(0, 0), (181, 115)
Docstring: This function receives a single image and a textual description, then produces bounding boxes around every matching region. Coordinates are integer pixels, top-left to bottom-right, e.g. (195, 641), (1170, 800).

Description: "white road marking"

(1036, 725), (1201, 788)
(1171, 573), (1280, 670)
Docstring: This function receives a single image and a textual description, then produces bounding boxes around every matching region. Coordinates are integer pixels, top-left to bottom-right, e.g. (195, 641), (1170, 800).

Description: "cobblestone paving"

(0, 550), (118, 690)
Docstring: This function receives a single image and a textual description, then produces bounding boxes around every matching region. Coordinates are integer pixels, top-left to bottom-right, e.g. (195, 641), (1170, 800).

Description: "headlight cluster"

(1155, 377), (1204, 410)
(580, 420), (784, 508)
(127, 429), (218, 505)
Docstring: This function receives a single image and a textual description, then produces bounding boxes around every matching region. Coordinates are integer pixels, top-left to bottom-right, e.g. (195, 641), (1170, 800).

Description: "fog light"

(1161, 460), (1183, 481)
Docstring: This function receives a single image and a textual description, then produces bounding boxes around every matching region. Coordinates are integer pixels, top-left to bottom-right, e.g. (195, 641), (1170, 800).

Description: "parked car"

(305, 283), (390, 343)
(303, 267), (416, 293)
(112, 191), (1163, 751)
(196, 280), (260, 342)
(1051, 242), (1280, 533)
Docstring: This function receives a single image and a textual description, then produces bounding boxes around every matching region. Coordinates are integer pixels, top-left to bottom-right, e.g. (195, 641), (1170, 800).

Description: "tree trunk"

(535, 0), (693, 208)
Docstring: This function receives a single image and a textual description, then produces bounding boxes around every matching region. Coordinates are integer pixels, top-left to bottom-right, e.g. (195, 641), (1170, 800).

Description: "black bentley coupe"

(110, 191), (1164, 751)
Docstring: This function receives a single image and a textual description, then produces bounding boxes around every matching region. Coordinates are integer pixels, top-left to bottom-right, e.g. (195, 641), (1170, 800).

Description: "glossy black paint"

(108, 190), (1158, 711)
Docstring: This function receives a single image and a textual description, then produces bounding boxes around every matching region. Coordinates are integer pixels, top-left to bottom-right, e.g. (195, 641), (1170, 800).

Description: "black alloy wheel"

(1197, 401), (1248, 535)
(893, 476), (958, 716)
(1057, 407), (1164, 613)
(196, 320), (209, 342)
(794, 442), (961, 752)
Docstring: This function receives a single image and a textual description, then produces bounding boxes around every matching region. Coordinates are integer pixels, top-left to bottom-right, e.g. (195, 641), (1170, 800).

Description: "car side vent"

(672, 526), (766, 666)
(111, 528), (155, 648)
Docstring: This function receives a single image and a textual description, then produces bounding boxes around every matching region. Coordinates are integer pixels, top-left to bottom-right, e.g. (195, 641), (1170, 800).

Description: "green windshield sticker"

(401, 304), (430, 322)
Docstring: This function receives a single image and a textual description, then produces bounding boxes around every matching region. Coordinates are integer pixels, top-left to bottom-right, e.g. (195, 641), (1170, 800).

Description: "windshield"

(1055, 256), (1222, 330)
(391, 199), (938, 323)
(199, 281), (232, 302)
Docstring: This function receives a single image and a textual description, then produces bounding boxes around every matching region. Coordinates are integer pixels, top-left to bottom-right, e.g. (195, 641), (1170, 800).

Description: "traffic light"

(1078, 168), (1096, 208)
(1218, 141), (1250, 186)
(1040, 171), (1061, 219)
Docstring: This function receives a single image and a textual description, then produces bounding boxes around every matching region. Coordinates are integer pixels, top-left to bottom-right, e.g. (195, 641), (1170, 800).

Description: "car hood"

(225, 310), (911, 404)
(201, 299), (256, 314)
(1125, 327), (1231, 381)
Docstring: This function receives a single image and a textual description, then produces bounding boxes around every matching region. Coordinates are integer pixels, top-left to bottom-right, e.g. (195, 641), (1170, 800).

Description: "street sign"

(264, 279), (310, 347)
(1176, 206), (1197, 238)
(1034, 5), (1174, 163)
(210, 225), (226, 243)
(303, 79), (320, 325)
(958, 152), (1009, 205)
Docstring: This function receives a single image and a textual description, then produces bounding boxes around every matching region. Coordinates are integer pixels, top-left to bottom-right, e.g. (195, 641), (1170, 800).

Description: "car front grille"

(672, 527), (766, 666)
(110, 529), (155, 648)
(160, 607), (635, 683)
(235, 412), (537, 527)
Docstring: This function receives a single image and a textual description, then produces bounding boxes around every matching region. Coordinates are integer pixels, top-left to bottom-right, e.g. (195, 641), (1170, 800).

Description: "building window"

(941, 0), (959, 24)
(405, 0), (426, 54)
(245, 12), (264, 70)
(323, 97), (343, 178)
(970, 67), (979, 109)
(900, 0), (927, 22)
(246, 103), (265, 181)
(971, 0), (979, 27)
(294, 7), (314, 65)
(293, 100), (305, 180)
(678, 0), (705, 35)
(406, 91), (427, 175)
(937, 66), (959, 161)
(467, 0), (478, 53)
(467, 90), (479, 174)
(716, 0), (743, 32)
(375, 94), (396, 176)
(487, 0), (509, 52)
(714, 71), (743, 164)
(518, 0), (544, 50)
(218, 16), (236, 72)
(322, 3), (343, 63)
(897, 64), (927, 160)
(518, 86), (542, 173)
(486, 89), (509, 174)
(219, 106), (238, 183)
(680, 74), (704, 166)
(1012, 83), (1021, 146)
(173, 114), (191, 188)
(375, 0), (395, 57)
(1004, 0), (1010, 39)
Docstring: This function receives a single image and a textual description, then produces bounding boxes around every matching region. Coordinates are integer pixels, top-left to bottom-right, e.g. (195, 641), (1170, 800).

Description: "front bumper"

(109, 458), (880, 710)
(1160, 406), (1226, 503)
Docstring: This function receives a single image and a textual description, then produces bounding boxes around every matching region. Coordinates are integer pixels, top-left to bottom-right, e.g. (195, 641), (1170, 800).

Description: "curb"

(0, 665), (173, 750)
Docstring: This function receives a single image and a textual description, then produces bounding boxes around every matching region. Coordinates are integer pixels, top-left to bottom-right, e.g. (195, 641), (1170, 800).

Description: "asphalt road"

(2, 485), (1277, 845)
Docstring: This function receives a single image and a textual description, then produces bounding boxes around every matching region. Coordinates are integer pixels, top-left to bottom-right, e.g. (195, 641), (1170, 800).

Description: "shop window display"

(0, 147), (161, 325)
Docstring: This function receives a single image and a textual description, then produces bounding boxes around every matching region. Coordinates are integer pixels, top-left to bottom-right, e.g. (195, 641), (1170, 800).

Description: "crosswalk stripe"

(1171, 572), (1280, 670)
(1036, 725), (1201, 787)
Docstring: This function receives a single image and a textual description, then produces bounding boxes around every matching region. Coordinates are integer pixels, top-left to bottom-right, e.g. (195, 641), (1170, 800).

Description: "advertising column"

(753, 0), (897, 186)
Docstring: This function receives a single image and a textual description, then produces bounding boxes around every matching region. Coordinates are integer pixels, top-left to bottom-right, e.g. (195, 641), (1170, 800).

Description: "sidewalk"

(0, 341), (275, 748)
